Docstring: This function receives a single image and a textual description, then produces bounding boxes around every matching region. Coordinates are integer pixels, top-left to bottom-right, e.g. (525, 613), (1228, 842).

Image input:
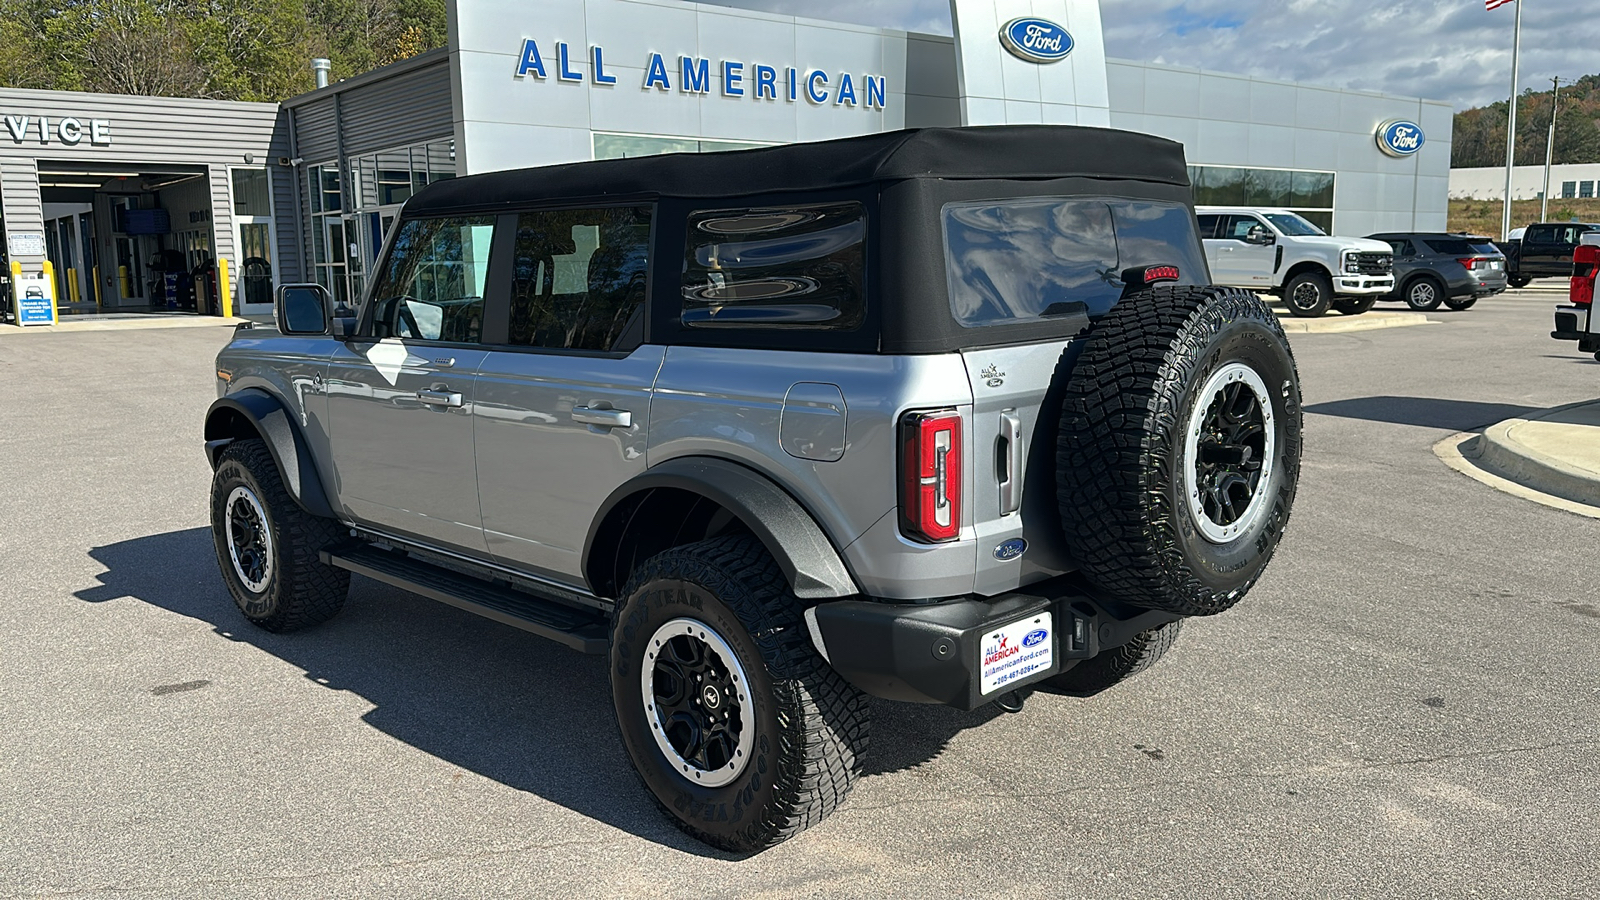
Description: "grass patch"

(1448, 198), (1600, 236)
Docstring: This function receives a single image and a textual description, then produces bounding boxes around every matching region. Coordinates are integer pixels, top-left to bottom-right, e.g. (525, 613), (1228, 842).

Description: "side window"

(1383, 239), (1405, 255)
(1397, 240), (1416, 257)
(1224, 215), (1264, 239)
(507, 206), (651, 352)
(1195, 214), (1221, 239)
(368, 215), (496, 343)
(681, 202), (866, 331)
(1525, 225), (1556, 245)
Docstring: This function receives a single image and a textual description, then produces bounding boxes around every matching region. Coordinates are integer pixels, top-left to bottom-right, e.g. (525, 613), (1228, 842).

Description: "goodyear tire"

(1057, 285), (1302, 616)
(609, 535), (868, 853)
(209, 439), (349, 632)
(1041, 621), (1183, 697)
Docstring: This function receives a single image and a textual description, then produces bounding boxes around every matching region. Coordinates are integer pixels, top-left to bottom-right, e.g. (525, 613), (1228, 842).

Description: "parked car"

(1366, 232), (1507, 311)
(1195, 206), (1394, 318)
(1552, 232), (1600, 359)
(1497, 221), (1600, 288)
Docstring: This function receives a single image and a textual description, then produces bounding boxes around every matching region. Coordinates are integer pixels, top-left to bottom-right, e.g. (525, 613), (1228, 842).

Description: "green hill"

(1453, 75), (1600, 169)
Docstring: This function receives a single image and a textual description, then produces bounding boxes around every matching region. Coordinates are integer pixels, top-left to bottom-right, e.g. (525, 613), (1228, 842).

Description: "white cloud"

(684, 0), (1598, 110)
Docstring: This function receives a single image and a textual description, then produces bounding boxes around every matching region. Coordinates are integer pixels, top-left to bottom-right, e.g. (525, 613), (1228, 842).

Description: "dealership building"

(0, 0), (1452, 322)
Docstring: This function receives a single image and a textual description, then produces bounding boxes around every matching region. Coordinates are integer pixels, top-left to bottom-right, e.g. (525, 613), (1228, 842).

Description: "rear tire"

(1282, 271), (1332, 317)
(610, 535), (868, 853)
(209, 439), (349, 632)
(1509, 275), (1532, 289)
(1403, 277), (1444, 311)
(1057, 285), (1302, 616)
(1443, 295), (1478, 311)
(1040, 621), (1183, 697)
(1331, 296), (1377, 316)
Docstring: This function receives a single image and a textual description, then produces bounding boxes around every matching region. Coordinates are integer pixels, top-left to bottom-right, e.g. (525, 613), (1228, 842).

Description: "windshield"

(1263, 213), (1325, 236)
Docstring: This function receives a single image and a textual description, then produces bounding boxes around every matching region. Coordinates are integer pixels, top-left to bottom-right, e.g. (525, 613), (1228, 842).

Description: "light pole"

(1500, 0), (1524, 241)
(1541, 76), (1562, 222)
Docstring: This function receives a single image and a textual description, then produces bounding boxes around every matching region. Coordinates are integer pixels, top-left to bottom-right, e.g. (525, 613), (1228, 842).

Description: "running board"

(321, 544), (609, 654)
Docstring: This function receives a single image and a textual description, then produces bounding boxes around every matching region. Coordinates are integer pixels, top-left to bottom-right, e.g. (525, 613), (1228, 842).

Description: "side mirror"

(275, 284), (332, 335)
(1245, 226), (1276, 246)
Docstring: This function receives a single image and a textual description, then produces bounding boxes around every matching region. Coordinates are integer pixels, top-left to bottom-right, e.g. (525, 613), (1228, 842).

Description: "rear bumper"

(807, 581), (1179, 711)
(1334, 276), (1394, 295)
(1553, 305), (1598, 351)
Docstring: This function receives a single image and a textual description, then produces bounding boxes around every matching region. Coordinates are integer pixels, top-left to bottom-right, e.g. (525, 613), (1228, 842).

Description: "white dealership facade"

(1, 0), (1453, 318)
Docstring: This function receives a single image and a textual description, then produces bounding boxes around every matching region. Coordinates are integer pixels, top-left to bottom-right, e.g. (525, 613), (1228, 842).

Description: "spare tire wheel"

(1056, 285), (1302, 616)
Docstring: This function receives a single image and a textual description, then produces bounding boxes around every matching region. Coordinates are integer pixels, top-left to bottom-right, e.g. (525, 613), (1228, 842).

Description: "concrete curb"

(1273, 310), (1433, 334)
(1433, 398), (1600, 519)
(1435, 433), (1600, 520)
(0, 316), (247, 335)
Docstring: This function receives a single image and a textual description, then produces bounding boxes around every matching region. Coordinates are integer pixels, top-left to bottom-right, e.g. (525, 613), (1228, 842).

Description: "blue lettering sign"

(644, 53), (670, 90)
(787, 67), (797, 102)
(681, 56), (710, 94)
(514, 39), (546, 78)
(722, 61), (743, 97)
(806, 70), (828, 103)
(754, 64), (777, 100)
(999, 17), (1074, 64)
(836, 72), (856, 106)
(864, 75), (885, 109)
(1377, 120), (1425, 157)
(592, 46), (616, 85)
(556, 42), (582, 82)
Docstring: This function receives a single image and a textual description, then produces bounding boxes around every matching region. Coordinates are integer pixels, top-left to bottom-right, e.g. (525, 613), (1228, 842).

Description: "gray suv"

(204, 126), (1303, 852)
(1368, 232), (1508, 310)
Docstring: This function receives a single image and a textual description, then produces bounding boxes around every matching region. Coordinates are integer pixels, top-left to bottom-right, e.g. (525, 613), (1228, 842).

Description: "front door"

(325, 214), (499, 555)
(471, 205), (658, 584)
(1211, 214), (1276, 287)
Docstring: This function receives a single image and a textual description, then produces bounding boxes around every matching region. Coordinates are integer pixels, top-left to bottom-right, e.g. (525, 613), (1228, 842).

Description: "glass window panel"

(1582, 181), (1595, 199)
(368, 215), (496, 343)
(376, 150), (412, 206)
(1562, 181), (1577, 199)
(231, 168), (271, 216)
(1249, 168), (1293, 207)
(594, 133), (700, 160)
(683, 202), (866, 331)
(507, 206), (653, 351)
(428, 141), (457, 181)
(1297, 210), (1334, 233)
(317, 166), (342, 213)
(1289, 171), (1335, 208)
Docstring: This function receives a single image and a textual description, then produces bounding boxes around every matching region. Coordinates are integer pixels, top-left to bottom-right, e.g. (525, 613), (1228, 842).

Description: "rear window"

(1423, 238), (1474, 256)
(942, 198), (1207, 324)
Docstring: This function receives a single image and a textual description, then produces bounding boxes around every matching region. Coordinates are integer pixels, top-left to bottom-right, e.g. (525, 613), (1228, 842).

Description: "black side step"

(321, 544), (609, 654)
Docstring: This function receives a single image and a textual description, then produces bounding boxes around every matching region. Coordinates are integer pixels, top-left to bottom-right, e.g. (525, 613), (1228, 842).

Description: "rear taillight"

(899, 410), (961, 543)
(1573, 244), (1599, 307)
(1457, 257), (1483, 270)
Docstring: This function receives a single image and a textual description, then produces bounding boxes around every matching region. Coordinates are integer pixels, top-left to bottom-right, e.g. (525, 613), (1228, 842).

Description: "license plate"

(1490, 260), (1502, 269)
(980, 612), (1054, 695)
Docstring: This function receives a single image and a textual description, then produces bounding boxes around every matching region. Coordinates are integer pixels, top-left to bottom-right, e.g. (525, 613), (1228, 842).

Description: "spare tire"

(1056, 285), (1302, 616)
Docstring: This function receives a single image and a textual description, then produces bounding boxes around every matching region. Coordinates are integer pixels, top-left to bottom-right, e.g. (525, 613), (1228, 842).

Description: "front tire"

(1057, 285), (1303, 616)
(209, 439), (349, 632)
(1282, 271), (1333, 317)
(1403, 277), (1444, 311)
(610, 535), (869, 853)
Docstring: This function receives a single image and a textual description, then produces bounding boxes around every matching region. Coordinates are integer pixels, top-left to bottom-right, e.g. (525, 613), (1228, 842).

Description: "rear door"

(472, 205), (662, 584)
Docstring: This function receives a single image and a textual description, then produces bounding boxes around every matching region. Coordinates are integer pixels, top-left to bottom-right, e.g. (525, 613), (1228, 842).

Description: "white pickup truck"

(1196, 207), (1395, 317)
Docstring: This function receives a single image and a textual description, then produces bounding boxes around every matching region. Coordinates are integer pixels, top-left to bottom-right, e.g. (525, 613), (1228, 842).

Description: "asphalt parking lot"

(2, 291), (1598, 899)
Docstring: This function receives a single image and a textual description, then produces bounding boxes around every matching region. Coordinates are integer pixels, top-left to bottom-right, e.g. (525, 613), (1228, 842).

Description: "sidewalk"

(0, 314), (254, 335)
(1436, 400), (1600, 519)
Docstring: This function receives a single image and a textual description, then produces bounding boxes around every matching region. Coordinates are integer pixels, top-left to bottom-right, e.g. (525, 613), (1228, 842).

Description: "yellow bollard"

(8, 260), (19, 322)
(118, 265), (131, 298)
(41, 259), (58, 323)
(218, 258), (233, 318)
(67, 267), (80, 304)
(92, 265), (100, 307)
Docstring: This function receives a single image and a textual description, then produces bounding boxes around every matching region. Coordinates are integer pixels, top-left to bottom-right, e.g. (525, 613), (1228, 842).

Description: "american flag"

(1486, 0), (1515, 9)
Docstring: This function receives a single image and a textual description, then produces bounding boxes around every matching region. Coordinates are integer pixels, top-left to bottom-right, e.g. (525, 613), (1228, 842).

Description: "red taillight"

(1457, 257), (1482, 270)
(899, 410), (961, 543)
(1572, 244), (1599, 307)
(1144, 265), (1181, 283)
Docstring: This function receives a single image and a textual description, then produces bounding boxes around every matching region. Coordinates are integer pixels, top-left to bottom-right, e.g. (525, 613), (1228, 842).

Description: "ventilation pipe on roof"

(312, 58), (331, 89)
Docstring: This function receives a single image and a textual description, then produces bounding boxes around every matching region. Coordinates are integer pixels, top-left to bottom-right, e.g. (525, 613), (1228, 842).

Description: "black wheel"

(1282, 271), (1332, 317)
(209, 439), (349, 632)
(1057, 285), (1302, 616)
(1509, 275), (1531, 289)
(1331, 296), (1377, 316)
(1403, 277), (1444, 311)
(1443, 295), (1478, 311)
(610, 535), (869, 853)
(1040, 621), (1183, 697)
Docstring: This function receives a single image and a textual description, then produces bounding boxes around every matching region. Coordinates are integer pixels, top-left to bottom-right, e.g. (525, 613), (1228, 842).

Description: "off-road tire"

(1057, 285), (1302, 616)
(1403, 276), (1444, 311)
(1331, 296), (1377, 316)
(1443, 295), (1478, 311)
(609, 535), (868, 853)
(209, 439), (349, 632)
(1040, 621), (1183, 697)
(1283, 271), (1333, 317)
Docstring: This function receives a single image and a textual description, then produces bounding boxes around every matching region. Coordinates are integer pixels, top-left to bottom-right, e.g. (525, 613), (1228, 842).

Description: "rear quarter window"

(1423, 238), (1473, 256)
(942, 198), (1207, 324)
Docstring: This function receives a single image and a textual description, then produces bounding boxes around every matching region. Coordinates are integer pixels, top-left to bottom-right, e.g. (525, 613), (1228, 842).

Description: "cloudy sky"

(688, 0), (1596, 110)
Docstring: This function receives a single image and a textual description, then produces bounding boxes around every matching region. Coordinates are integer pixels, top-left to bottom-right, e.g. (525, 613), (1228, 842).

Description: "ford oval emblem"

(999, 18), (1074, 64)
(994, 538), (1027, 561)
(1022, 628), (1048, 648)
(1376, 120), (1425, 158)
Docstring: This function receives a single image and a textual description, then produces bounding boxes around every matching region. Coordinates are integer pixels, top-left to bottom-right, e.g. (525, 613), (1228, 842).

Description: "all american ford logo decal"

(1376, 120), (1425, 158)
(999, 18), (1074, 64)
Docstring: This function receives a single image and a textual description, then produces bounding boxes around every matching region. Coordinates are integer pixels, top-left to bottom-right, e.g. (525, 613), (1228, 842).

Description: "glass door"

(235, 219), (275, 311)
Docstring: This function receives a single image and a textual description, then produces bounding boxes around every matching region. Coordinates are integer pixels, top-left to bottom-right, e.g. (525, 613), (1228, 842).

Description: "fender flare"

(204, 388), (337, 519)
(584, 457), (859, 601)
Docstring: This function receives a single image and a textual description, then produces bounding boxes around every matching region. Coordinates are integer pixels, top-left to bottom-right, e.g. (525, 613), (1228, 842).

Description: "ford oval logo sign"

(994, 538), (1027, 561)
(999, 18), (1073, 64)
(1022, 628), (1048, 648)
(1376, 120), (1425, 158)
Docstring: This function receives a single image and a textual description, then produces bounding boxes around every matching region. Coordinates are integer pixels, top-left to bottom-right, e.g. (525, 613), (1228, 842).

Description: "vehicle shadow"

(74, 528), (995, 856)
(1304, 396), (1539, 431)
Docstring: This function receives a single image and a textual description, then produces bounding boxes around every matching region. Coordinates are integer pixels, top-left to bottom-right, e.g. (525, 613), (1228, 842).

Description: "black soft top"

(406, 125), (1189, 213)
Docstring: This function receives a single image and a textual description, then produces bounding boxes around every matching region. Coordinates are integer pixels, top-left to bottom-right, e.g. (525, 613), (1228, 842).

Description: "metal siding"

(339, 61), (454, 157)
(271, 166), (304, 282)
(293, 99), (340, 164)
(208, 164), (236, 266)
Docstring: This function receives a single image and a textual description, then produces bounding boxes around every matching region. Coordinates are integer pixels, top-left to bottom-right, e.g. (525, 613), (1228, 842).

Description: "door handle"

(573, 406), (632, 428)
(998, 411), (1023, 516)
(416, 388), (463, 408)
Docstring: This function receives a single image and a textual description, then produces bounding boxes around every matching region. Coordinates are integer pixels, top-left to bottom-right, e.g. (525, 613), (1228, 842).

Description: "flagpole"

(1501, 0), (1523, 241)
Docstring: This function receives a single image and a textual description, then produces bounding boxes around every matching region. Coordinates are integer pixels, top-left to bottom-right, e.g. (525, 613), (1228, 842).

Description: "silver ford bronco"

(204, 126), (1302, 852)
